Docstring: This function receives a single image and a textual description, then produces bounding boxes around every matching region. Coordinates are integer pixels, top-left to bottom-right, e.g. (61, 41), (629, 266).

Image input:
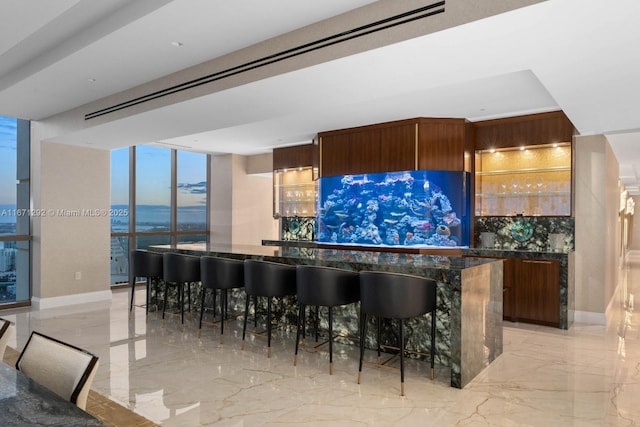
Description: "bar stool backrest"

(131, 250), (163, 279)
(296, 265), (359, 306)
(359, 271), (437, 319)
(201, 256), (244, 290)
(163, 252), (201, 283)
(16, 331), (99, 410)
(244, 260), (296, 297)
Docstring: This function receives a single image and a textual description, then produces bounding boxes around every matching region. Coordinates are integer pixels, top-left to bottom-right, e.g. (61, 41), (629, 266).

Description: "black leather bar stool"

(294, 265), (360, 374)
(358, 271), (437, 396)
(242, 260), (296, 357)
(199, 256), (244, 343)
(162, 252), (201, 330)
(129, 250), (163, 318)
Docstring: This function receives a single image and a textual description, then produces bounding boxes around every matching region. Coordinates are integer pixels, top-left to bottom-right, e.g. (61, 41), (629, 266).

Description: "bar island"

(150, 243), (503, 389)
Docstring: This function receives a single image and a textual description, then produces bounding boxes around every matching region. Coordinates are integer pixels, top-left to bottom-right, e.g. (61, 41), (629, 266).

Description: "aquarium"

(317, 170), (470, 248)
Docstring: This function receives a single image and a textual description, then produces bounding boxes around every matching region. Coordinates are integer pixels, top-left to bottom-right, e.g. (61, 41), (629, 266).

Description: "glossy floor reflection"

(2, 252), (640, 426)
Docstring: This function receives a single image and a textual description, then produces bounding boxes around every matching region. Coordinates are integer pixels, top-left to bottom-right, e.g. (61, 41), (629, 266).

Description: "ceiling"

(1, 0), (640, 192)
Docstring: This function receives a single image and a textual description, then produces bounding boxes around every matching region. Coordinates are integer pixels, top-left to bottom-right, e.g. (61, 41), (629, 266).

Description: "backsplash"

(281, 217), (315, 241)
(474, 216), (574, 252)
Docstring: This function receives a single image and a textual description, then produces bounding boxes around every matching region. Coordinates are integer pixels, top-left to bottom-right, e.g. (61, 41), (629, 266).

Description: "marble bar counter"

(151, 243), (503, 389)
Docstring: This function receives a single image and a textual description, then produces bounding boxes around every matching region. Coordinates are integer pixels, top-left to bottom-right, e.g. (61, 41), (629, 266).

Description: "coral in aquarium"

(317, 170), (468, 247)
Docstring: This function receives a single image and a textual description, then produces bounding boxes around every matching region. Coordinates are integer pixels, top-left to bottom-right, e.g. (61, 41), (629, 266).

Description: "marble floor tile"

(2, 252), (640, 425)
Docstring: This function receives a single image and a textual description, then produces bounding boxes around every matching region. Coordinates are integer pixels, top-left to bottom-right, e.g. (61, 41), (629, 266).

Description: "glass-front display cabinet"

(475, 142), (572, 216)
(273, 166), (317, 218)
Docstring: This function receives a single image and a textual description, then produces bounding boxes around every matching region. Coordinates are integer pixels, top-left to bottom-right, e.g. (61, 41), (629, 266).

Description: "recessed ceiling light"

(171, 41), (184, 47)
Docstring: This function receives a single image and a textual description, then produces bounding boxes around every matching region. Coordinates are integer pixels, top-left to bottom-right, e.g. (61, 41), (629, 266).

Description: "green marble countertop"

(151, 243), (496, 271)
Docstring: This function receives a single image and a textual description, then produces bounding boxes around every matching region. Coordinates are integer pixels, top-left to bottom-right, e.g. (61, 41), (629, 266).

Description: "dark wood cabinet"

(318, 117), (471, 177)
(417, 118), (473, 171)
(319, 120), (416, 177)
(273, 143), (314, 170)
(502, 258), (516, 321)
(511, 258), (560, 327)
(474, 111), (575, 151)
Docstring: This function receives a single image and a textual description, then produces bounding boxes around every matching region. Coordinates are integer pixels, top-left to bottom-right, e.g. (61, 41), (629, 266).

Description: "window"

(110, 146), (209, 284)
(136, 146), (171, 233)
(110, 148), (129, 285)
(0, 116), (30, 305)
(177, 150), (207, 235)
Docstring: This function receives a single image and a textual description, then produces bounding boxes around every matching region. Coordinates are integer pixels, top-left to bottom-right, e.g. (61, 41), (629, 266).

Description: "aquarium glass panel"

(317, 170), (470, 248)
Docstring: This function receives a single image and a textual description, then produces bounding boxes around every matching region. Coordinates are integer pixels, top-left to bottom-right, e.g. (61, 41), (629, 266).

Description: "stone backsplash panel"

(475, 216), (574, 252)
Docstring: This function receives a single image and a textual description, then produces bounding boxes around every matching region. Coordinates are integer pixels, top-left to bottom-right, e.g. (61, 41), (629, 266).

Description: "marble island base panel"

(150, 243), (503, 388)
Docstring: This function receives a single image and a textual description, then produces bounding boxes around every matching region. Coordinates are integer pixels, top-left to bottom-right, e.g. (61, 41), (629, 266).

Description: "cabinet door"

(513, 259), (560, 326)
(502, 258), (516, 321)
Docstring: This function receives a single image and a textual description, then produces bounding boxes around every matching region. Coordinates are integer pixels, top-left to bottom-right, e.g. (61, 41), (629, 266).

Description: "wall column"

(209, 153), (277, 245)
(573, 134), (620, 323)
(30, 122), (111, 309)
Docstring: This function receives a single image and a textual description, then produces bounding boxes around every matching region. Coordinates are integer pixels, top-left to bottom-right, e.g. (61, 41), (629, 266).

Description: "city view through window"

(0, 115), (29, 304)
(110, 147), (208, 284)
(0, 125), (208, 301)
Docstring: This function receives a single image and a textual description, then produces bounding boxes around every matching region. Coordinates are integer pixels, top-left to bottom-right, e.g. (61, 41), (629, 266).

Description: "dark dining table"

(0, 362), (105, 426)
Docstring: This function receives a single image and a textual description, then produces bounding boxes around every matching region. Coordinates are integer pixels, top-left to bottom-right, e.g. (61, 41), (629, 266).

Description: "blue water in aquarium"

(317, 170), (470, 248)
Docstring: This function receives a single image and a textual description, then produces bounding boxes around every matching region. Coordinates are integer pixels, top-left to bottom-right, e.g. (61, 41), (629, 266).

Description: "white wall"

(30, 128), (111, 308)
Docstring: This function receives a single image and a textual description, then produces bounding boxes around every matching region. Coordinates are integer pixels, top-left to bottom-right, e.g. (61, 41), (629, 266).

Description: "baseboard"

(32, 290), (113, 310)
(573, 310), (606, 325)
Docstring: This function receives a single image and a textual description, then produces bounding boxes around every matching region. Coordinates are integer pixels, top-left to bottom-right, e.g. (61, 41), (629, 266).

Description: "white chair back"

(16, 331), (99, 410)
(0, 318), (14, 360)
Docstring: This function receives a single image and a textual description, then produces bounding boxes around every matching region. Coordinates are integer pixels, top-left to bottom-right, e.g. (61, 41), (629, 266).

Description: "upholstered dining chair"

(16, 331), (100, 411)
(0, 318), (14, 360)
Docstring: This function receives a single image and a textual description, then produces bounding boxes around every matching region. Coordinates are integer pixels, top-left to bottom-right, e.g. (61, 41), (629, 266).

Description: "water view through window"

(110, 146), (208, 284)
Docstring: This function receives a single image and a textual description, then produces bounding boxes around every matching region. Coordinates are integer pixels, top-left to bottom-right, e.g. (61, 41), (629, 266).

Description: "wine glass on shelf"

(524, 178), (532, 193)
(511, 179), (519, 194)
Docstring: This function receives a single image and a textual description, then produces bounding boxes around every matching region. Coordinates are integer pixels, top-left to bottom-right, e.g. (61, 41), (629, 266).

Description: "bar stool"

(129, 250), (163, 318)
(294, 265), (359, 374)
(199, 256), (244, 343)
(358, 271), (437, 396)
(162, 252), (201, 330)
(242, 260), (296, 357)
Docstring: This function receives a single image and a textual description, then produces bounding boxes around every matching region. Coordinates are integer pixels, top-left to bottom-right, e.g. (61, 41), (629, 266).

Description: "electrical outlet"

(75, 272), (81, 280)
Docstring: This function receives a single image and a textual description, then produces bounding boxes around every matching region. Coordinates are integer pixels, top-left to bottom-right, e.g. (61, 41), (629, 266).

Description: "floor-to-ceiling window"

(177, 150), (207, 243)
(0, 116), (30, 305)
(110, 146), (209, 284)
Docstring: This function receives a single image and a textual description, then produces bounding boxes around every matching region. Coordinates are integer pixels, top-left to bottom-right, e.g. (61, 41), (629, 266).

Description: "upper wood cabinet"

(417, 118), (473, 171)
(318, 118), (472, 177)
(273, 143), (314, 170)
(473, 111), (574, 150)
